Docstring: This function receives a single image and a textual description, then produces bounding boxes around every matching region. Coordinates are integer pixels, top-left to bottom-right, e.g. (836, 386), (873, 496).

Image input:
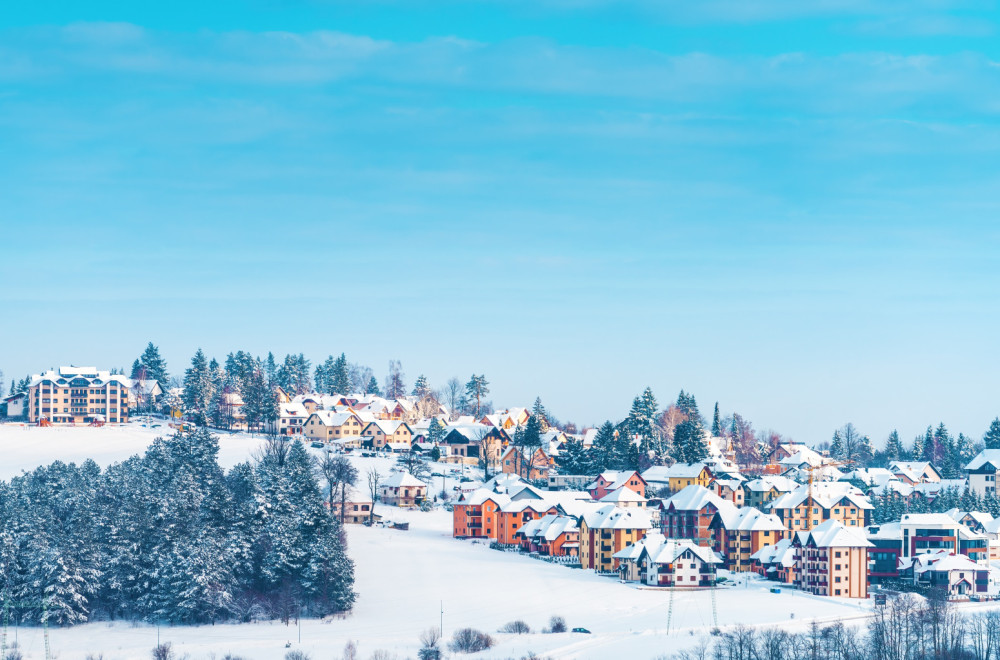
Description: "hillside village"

(7, 349), (1000, 610)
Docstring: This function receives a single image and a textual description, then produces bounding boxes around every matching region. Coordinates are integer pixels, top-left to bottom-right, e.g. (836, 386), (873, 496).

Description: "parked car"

(430, 472), (444, 477)
(460, 476), (474, 483)
(311, 441), (325, 449)
(571, 627), (591, 634)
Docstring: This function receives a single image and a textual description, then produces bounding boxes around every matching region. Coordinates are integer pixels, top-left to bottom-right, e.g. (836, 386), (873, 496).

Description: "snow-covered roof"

(581, 504), (652, 531)
(363, 419), (410, 435)
(31, 366), (132, 389)
(588, 470), (642, 491)
(841, 468), (894, 487)
(767, 481), (872, 512)
(744, 475), (799, 493)
(913, 551), (981, 575)
(663, 462), (712, 479)
(457, 488), (512, 507)
(715, 506), (786, 532)
(803, 519), (872, 548)
(967, 450), (1000, 471)
(309, 411), (360, 427)
(517, 514), (579, 542)
(599, 486), (647, 504)
(613, 532), (721, 566)
(751, 537), (796, 568)
(381, 471), (427, 489)
(666, 485), (738, 516)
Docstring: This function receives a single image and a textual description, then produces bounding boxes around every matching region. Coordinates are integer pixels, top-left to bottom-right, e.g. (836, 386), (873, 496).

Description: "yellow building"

(579, 504), (653, 573)
(304, 411), (365, 446)
(768, 482), (871, 532)
(664, 463), (715, 492)
(28, 366), (131, 424)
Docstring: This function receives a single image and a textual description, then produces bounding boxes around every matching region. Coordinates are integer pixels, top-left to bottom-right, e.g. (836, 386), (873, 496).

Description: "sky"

(2, 1), (1000, 446)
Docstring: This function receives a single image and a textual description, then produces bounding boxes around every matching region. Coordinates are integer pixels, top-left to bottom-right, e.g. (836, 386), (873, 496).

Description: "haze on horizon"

(2, 1), (999, 447)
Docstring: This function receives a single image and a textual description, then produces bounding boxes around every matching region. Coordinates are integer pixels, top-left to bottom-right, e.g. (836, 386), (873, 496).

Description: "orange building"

(516, 514), (580, 556)
(452, 490), (511, 539)
(709, 506), (787, 572)
(496, 500), (562, 546)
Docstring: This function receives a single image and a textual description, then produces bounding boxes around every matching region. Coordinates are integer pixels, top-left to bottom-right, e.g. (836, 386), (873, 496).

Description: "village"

(6, 363), (1000, 611)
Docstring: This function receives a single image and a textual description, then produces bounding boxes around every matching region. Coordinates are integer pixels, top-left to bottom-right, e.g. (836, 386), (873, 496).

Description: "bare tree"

(440, 378), (463, 420)
(348, 363), (374, 394)
(384, 360), (406, 399)
(252, 435), (291, 467)
(366, 467), (382, 524)
(319, 453), (358, 524)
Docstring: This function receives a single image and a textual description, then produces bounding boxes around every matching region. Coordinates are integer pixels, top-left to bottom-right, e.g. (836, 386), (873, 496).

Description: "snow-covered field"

(1, 423), (876, 659)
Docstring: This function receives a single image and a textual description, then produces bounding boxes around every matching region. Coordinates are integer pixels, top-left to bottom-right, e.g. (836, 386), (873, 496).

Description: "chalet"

(752, 537), (797, 584)
(516, 514), (580, 557)
(714, 478), (745, 507)
(440, 425), (509, 466)
(587, 471), (647, 501)
(662, 463), (715, 493)
(613, 532), (722, 586)
(742, 476), (798, 510)
(379, 472), (427, 507)
(599, 486), (647, 508)
(482, 408), (530, 430)
(767, 482), (871, 532)
(709, 506), (787, 572)
(660, 485), (737, 546)
(793, 519), (871, 598)
(966, 450), (1000, 498)
(303, 411), (365, 447)
(361, 420), (414, 450)
(266, 401), (309, 436)
(3, 392), (26, 418)
(578, 505), (652, 573)
(329, 487), (380, 524)
(889, 461), (942, 484)
(500, 445), (553, 481)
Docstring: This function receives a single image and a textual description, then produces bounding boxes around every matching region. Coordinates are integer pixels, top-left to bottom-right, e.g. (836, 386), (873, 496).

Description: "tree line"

(0, 429), (355, 626)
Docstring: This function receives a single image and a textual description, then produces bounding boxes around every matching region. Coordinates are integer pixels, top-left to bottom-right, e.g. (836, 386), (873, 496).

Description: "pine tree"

(132, 342), (170, 389)
(412, 375), (431, 398)
(884, 430), (903, 461)
(711, 402), (722, 437)
(672, 391), (707, 464)
(532, 397), (550, 431)
(182, 349), (215, 425)
(830, 430), (844, 459)
(592, 421), (620, 472)
(464, 375), (490, 418)
(857, 435), (874, 465)
(265, 352), (278, 384)
(985, 418), (1000, 450)
(243, 364), (278, 434)
(366, 376), (382, 396)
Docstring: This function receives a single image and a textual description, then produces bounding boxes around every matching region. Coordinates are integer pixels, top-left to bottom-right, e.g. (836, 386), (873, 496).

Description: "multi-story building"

(866, 512), (989, 584)
(613, 532), (722, 586)
(793, 519), (871, 598)
(742, 476), (798, 510)
(767, 482), (871, 532)
(578, 504), (652, 572)
(966, 450), (1000, 498)
(660, 485), (737, 546)
(28, 366), (131, 424)
(709, 506), (788, 572)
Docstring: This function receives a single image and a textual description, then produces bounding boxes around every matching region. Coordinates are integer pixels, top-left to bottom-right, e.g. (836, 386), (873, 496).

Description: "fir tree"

(366, 376), (382, 397)
(464, 375), (490, 418)
(672, 391), (707, 464)
(591, 421), (620, 472)
(985, 418), (1000, 450)
(829, 430), (844, 459)
(331, 353), (351, 394)
(531, 397), (550, 431)
(182, 349), (215, 426)
(711, 402), (722, 437)
(412, 375), (431, 398)
(884, 430), (903, 461)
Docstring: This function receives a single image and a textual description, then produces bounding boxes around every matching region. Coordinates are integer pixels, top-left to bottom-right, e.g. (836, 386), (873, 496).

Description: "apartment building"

(793, 519), (871, 599)
(28, 366), (131, 424)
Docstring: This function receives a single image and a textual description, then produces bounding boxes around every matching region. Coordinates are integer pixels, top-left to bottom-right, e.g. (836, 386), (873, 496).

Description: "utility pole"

(440, 600), (443, 638)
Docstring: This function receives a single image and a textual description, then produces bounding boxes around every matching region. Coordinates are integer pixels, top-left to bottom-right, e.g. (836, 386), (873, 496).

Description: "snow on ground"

(1, 423), (875, 659)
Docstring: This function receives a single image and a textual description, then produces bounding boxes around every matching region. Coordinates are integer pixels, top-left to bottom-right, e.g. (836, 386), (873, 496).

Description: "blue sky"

(2, 1), (1000, 446)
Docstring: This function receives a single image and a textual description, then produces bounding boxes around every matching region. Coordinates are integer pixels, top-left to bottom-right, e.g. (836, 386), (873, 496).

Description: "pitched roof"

(613, 531), (721, 565)
(715, 506), (786, 532)
(967, 450), (1000, 471)
(581, 504), (652, 531)
(803, 519), (872, 548)
(667, 485), (737, 515)
(382, 471), (427, 488)
(767, 481), (872, 512)
(599, 486), (647, 504)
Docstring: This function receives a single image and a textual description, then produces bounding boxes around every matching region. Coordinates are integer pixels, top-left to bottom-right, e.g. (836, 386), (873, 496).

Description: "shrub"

(499, 620), (532, 634)
(285, 652), (311, 660)
(6, 642), (24, 660)
(151, 643), (174, 660)
(449, 628), (495, 653)
(369, 652), (397, 660)
(548, 616), (566, 633)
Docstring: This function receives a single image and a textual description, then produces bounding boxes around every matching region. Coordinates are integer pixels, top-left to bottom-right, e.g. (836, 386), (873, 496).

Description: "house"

(714, 478), (746, 507)
(129, 379), (164, 411)
(793, 519), (871, 598)
(660, 485), (737, 546)
(482, 408), (530, 430)
(889, 461), (942, 484)
(578, 504), (653, 572)
(599, 486), (647, 508)
(303, 411), (365, 446)
(751, 537), (798, 584)
(27, 366), (132, 424)
(266, 401), (309, 436)
(516, 514), (580, 557)
(663, 463), (715, 493)
(452, 489), (511, 539)
(379, 472), (427, 507)
(496, 500), (563, 546)
(440, 425), (509, 467)
(742, 476), (799, 510)
(587, 471), (647, 501)
(500, 445), (553, 481)
(361, 420), (414, 450)
(613, 532), (722, 586)
(966, 450), (1000, 498)
(329, 487), (380, 524)
(767, 482), (871, 532)
(904, 551), (989, 599)
(709, 506), (787, 572)
(3, 392), (26, 418)
(866, 513), (989, 584)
